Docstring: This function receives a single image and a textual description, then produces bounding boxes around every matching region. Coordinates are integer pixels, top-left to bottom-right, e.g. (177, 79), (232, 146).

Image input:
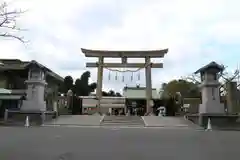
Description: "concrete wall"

(81, 97), (126, 114)
(100, 97), (125, 104)
(82, 97), (126, 108)
(183, 98), (201, 114)
(82, 98), (97, 108)
(188, 104), (199, 114)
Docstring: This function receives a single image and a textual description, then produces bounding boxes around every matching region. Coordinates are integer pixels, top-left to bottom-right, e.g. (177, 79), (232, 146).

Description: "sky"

(1, 0), (240, 93)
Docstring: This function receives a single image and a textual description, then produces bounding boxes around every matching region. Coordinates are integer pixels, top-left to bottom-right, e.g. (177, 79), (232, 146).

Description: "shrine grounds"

(0, 126), (240, 160)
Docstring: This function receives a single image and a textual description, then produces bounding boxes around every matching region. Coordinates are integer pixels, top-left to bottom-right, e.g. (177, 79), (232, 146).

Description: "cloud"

(1, 0), (240, 93)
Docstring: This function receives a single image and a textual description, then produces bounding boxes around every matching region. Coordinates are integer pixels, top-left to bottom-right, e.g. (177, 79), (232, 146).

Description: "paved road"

(0, 127), (240, 160)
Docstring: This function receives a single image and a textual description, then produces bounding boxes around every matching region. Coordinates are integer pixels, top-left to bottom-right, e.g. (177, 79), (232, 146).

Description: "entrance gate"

(81, 48), (168, 115)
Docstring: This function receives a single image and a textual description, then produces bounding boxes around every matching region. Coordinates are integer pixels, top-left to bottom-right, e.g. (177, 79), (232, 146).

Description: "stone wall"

(183, 98), (201, 114)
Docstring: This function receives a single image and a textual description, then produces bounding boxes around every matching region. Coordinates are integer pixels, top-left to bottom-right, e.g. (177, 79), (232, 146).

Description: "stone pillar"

(226, 82), (239, 113)
(96, 56), (104, 113)
(145, 56), (152, 114)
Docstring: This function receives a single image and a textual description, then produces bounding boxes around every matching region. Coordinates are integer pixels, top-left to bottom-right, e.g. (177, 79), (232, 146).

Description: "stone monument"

(194, 61), (225, 114)
(21, 62), (47, 111)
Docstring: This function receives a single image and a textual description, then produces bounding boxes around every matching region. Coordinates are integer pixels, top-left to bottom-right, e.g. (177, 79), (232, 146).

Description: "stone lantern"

(21, 61), (47, 111)
(194, 61), (225, 114)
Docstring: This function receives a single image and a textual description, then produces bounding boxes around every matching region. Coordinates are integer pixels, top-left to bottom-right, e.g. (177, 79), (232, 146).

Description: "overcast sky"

(1, 0), (240, 93)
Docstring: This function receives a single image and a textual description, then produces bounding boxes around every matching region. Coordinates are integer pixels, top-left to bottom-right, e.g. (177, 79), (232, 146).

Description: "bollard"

(205, 118), (212, 131)
(25, 116), (30, 127)
(4, 109), (8, 122)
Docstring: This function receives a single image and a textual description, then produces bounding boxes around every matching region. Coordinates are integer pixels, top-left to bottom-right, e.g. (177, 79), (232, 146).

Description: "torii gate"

(81, 48), (168, 115)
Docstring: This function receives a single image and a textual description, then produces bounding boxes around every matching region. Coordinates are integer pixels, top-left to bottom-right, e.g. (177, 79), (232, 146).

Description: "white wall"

(82, 97), (126, 108)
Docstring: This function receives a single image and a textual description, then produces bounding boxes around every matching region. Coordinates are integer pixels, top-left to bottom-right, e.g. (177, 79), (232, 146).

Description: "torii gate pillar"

(145, 56), (152, 114)
(96, 56), (103, 113)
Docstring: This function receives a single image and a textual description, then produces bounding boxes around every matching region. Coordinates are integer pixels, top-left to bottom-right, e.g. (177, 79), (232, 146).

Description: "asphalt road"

(0, 126), (240, 160)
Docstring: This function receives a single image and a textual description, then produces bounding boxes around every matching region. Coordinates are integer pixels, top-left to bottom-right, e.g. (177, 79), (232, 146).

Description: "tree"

(78, 71), (91, 96)
(73, 78), (82, 96)
(115, 92), (122, 97)
(89, 82), (97, 93)
(161, 83), (167, 90)
(102, 91), (109, 96)
(101, 90), (122, 97)
(0, 2), (26, 42)
(63, 76), (73, 93)
(73, 71), (97, 96)
(108, 90), (115, 96)
(158, 79), (199, 115)
(162, 79), (200, 99)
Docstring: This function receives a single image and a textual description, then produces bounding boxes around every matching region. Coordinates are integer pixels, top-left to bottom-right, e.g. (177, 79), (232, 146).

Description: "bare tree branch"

(0, 33), (25, 43)
(0, 1), (27, 43)
(181, 74), (201, 84)
(220, 68), (239, 82)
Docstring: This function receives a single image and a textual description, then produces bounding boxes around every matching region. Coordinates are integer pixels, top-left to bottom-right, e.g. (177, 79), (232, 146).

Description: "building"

(123, 86), (161, 115)
(0, 59), (64, 118)
(80, 85), (162, 115)
(123, 86), (161, 99)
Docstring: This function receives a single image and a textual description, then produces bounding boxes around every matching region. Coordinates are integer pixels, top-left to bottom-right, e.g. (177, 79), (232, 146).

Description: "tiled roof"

(195, 61), (224, 74)
(0, 59), (28, 70)
(0, 59), (64, 82)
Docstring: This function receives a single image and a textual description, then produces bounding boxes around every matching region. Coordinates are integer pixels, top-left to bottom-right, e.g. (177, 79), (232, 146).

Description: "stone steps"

(142, 116), (202, 129)
(101, 116), (145, 127)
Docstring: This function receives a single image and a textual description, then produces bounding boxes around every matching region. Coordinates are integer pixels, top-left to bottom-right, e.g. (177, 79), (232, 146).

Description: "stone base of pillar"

(199, 102), (225, 114)
(21, 100), (46, 112)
